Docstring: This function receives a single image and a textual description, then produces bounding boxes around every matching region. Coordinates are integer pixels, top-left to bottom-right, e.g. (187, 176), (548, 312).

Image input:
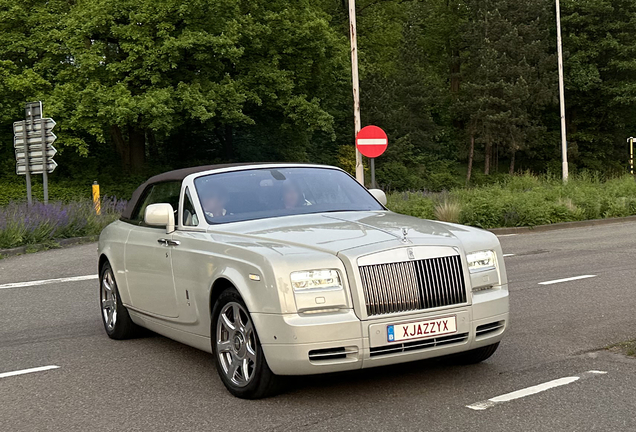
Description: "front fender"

(98, 221), (132, 304)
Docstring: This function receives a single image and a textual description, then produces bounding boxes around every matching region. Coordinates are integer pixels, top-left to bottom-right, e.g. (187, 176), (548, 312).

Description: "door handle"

(158, 238), (180, 247)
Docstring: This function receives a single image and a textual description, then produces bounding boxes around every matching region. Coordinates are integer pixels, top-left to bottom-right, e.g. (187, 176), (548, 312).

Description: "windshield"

(193, 167), (384, 224)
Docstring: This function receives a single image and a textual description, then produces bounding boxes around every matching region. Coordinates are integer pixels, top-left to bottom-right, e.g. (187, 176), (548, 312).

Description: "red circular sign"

(356, 125), (388, 158)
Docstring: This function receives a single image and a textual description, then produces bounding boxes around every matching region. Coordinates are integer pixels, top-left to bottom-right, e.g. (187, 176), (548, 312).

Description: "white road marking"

(503, 253), (515, 257)
(467, 370), (607, 411)
(357, 138), (387, 145)
(0, 365), (60, 379)
(0, 274), (98, 290)
(538, 274), (596, 285)
(497, 234), (517, 237)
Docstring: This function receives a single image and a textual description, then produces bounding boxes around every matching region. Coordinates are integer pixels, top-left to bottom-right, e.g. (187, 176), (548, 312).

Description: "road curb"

(488, 215), (636, 235)
(0, 236), (98, 259)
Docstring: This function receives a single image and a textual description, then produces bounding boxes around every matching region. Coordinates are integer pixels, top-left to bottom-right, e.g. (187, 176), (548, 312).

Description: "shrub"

(434, 199), (462, 223)
(386, 173), (636, 229)
(386, 191), (435, 220)
(0, 197), (126, 249)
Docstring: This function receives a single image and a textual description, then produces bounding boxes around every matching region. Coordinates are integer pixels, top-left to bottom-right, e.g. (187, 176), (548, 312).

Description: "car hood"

(214, 211), (497, 256)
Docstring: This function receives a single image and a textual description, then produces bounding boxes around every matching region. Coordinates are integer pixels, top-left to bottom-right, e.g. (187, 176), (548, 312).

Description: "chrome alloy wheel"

(216, 302), (257, 387)
(100, 268), (118, 331)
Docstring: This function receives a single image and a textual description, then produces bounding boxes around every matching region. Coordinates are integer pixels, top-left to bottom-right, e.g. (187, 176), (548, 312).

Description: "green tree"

(0, 0), (350, 174)
(458, 0), (555, 181)
(561, 0), (636, 173)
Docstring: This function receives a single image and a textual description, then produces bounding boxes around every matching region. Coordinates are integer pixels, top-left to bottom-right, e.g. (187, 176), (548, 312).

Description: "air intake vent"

(476, 321), (505, 337)
(359, 255), (467, 316)
(308, 347), (358, 362)
(370, 332), (469, 357)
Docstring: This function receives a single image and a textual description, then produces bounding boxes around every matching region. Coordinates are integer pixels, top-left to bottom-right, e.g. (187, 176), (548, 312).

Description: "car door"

(124, 181), (181, 318)
(169, 186), (211, 328)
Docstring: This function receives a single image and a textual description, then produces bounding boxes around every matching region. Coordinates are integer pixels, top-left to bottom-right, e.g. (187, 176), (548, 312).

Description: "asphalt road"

(1, 222), (636, 431)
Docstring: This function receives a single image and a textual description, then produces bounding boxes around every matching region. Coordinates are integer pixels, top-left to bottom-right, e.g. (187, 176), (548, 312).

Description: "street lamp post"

(556, 0), (569, 182)
(348, 0), (364, 185)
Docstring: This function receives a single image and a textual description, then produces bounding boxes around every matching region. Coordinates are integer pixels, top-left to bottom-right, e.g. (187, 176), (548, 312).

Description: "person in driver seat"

(201, 186), (229, 218)
(282, 181), (312, 209)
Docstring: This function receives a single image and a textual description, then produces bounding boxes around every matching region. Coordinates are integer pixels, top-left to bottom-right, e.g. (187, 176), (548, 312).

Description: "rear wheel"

(211, 288), (281, 399)
(455, 342), (500, 365)
(100, 262), (139, 340)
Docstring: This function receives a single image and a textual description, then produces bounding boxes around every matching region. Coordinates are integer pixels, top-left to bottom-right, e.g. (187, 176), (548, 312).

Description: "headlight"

(291, 269), (342, 291)
(466, 250), (496, 273)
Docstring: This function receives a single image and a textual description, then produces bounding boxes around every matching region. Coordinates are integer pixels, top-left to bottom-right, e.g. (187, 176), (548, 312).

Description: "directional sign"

(13, 118), (56, 136)
(356, 125), (388, 158)
(16, 160), (57, 175)
(15, 147), (58, 160)
(13, 117), (57, 175)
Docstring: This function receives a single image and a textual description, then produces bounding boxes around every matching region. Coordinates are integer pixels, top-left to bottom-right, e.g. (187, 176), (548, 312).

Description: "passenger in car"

(282, 181), (311, 209)
(201, 187), (229, 218)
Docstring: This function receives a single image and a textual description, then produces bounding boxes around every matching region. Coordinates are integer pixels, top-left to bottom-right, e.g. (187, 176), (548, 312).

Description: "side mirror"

(144, 203), (175, 233)
(369, 189), (387, 206)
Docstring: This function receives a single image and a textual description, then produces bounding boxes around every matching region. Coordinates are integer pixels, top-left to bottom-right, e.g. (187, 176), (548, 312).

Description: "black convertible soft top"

(120, 163), (258, 220)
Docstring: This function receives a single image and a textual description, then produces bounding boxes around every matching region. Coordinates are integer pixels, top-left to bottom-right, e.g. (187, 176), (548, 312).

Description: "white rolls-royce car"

(98, 163), (509, 398)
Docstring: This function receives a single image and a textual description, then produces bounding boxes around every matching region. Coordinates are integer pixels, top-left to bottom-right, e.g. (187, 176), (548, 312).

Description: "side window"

(130, 181), (181, 223)
(182, 187), (199, 227)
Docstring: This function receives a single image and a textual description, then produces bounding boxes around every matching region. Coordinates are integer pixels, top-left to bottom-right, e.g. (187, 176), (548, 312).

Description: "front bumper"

(253, 285), (509, 375)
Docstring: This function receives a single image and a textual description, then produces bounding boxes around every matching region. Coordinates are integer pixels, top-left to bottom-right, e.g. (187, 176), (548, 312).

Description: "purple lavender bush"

(0, 197), (126, 249)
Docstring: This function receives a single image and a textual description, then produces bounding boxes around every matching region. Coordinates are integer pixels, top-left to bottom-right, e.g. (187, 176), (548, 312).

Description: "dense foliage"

(1, 0), (635, 191)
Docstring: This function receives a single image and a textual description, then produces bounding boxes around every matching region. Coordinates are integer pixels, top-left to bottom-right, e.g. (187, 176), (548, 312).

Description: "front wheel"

(454, 342), (500, 365)
(100, 262), (140, 340)
(211, 288), (281, 399)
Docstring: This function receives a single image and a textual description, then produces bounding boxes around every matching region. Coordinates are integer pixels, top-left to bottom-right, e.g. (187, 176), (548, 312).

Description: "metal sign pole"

(22, 119), (32, 205)
(14, 101), (57, 202)
(629, 137), (634, 175)
(25, 105), (38, 204)
(370, 158), (376, 189)
(555, 0), (569, 182)
(40, 118), (49, 203)
(348, 0), (364, 185)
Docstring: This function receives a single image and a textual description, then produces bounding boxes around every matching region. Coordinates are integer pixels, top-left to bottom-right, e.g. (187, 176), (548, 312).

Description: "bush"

(434, 199), (462, 223)
(386, 173), (636, 229)
(0, 198), (126, 249)
(386, 191), (435, 220)
(0, 179), (137, 206)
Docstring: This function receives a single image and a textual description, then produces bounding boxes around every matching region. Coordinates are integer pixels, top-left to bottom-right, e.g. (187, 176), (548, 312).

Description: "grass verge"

(606, 340), (636, 358)
(387, 173), (636, 229)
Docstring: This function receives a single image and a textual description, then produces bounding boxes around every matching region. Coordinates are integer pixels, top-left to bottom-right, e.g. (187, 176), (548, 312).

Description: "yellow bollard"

(92, 181), (101, 215)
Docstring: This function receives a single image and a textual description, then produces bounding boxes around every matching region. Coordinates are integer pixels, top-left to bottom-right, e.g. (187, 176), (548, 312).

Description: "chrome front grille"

(359, 255), (467, 316)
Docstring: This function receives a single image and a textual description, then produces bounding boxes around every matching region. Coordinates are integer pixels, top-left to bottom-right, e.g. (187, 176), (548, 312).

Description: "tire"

(211, 288), (282, 399)
(99, 261), (140, 340)
(454, 342), (500, 365)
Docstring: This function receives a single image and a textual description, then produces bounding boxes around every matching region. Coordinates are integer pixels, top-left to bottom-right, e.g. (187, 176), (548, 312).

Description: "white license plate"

(387, 316), (457, 343)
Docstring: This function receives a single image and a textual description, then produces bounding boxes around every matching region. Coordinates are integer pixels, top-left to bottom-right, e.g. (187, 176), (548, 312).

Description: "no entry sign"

(356, 125), (388, 158)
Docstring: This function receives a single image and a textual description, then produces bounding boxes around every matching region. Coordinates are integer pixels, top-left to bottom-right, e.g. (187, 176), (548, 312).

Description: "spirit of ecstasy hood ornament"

(401, 228), (409, 243)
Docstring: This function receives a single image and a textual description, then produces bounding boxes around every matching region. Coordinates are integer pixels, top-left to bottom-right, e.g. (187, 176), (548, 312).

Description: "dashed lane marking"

(0, 274), (97, 290)
(538, 274), (596, 285)
(466, 370), (607, 411)
(0, 365), (60, 379)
